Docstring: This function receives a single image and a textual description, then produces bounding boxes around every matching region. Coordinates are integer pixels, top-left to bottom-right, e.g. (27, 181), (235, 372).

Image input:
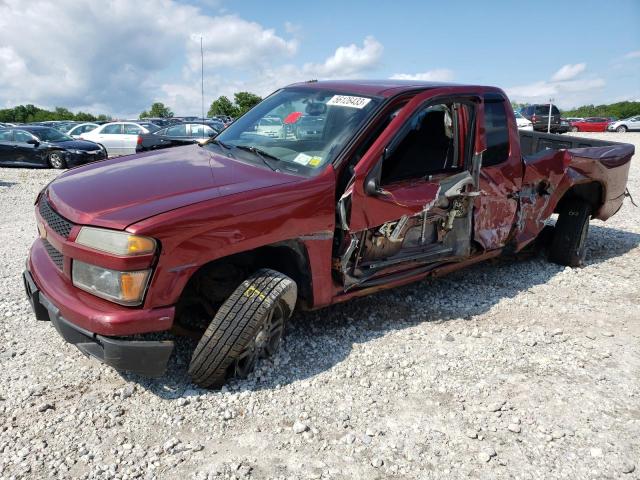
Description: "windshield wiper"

(206, 139), (231, 150)
(234, 145), (280, 172)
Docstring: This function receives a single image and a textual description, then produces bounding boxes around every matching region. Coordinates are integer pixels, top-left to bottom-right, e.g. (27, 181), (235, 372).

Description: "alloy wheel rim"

(50, 153), (63, 168)
(232, 303), (285, 378)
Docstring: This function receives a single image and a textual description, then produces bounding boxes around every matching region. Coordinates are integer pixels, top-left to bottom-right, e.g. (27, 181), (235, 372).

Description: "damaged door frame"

(335, 91), (486, 291)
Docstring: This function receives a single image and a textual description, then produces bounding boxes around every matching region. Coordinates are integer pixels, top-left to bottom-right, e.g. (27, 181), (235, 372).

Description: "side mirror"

(364, 175), (380, 196)
(364, 159), (384, 196)
(26, 139), (39, 146)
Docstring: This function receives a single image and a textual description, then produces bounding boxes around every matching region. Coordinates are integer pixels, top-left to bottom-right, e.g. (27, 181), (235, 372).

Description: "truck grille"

(43, 239), (64, 270)
(39, 197), (74, 239)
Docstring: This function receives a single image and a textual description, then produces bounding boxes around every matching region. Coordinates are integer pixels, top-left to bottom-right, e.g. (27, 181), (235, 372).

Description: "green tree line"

(0, 104), (110, 123)
(137, 93), (263, 120)
(207, 92), (262, 118)
(560, 101), (640, 119)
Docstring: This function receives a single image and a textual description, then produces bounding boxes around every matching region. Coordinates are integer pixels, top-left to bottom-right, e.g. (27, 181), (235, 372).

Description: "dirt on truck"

(23, 80), (634, 388)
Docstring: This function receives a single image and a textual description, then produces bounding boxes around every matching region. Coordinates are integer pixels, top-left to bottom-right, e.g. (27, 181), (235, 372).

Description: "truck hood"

(46, 145), (301, 229)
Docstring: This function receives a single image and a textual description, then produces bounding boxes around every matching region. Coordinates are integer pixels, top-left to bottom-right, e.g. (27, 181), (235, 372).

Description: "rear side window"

(0, 130), (13, 141)
(102, 124), (122, 134)
(123, 124), (143, 135)
(483, 98), (510, 167)
(15, 130), (34, 143)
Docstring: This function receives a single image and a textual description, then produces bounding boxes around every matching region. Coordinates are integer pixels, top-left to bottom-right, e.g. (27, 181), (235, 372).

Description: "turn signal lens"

(76, 227), (156, 256)
(126, 236), (156, 255)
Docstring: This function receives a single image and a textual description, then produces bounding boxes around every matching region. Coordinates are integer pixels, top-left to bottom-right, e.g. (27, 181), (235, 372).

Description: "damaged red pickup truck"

(24, 80), (634, 387)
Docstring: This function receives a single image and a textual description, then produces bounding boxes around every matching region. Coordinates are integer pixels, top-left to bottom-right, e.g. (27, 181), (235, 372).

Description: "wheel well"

(177, 240), (313, 324)
(555, 182), (603, 215)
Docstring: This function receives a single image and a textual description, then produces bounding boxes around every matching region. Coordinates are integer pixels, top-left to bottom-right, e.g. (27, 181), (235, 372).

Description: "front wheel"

(616, 125), (627, 133)
(549, 200), (591, 267)
(48, 152), (67, 169)
(188, 269), (297, 388)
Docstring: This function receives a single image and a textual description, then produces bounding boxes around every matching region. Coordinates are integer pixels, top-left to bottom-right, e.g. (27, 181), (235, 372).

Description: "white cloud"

(303, 36), (383, 78)
(390, 69), (454, 82)
(623, 50), (640, 60)
(550, 63), (586, 82)
(506, 63), (605, 108)
(160, 36), (385, 115)
(0, 0), (297, 116)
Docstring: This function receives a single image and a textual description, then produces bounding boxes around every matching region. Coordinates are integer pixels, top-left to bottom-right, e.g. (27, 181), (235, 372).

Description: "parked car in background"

(67, 123), (99, 138)
(255, 116), (284, 138)
(126, 121), (160, 132)
(293, 115), (326, 139)
(80, 122), (157, 156)
(557, 118), (571, 134)
(513, 111), (533, 130)
(154, 122), (220, 144)
(569, 117), (610, 132)
(136, 122), (224, 152)
(138, 118), (178, 128)
(0, 126), (106, 168)
(212, 115), (234, 126)
(520, 104), (562, 132)
(608, 116), (640, 132)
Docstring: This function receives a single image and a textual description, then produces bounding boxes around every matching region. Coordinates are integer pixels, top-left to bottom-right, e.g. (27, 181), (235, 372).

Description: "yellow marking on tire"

(244, 286), (266, 300)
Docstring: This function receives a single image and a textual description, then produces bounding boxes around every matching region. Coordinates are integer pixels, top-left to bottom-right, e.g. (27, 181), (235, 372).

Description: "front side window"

(190, 124), (214, 137)
(32, 128), (73, 142)
(0, 130), (13, 141)
(380, 102), (468, 185)
(166, 124), (187, 136)
(211, 87), (381, 176)
(483, 98), (510, 167)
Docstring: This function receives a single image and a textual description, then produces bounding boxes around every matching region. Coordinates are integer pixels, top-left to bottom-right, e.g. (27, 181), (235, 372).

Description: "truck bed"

(519, 130), (628, 157)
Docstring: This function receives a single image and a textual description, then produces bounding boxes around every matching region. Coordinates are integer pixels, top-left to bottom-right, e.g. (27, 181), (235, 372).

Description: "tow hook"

(625, 188), (637, 207)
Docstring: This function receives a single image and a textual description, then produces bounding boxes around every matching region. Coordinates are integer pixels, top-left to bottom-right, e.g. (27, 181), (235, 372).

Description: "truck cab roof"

(286, 79), (472, 98)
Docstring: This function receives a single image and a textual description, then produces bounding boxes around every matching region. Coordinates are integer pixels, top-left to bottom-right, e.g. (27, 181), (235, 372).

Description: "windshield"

(34, 128), (73, 142)
(209, 87), (381, 175)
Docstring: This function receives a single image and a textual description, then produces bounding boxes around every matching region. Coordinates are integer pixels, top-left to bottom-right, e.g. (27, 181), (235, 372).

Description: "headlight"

(76, 227), (156, 256)
(72, 260), (151, 306)
(68, 149), (84, 154)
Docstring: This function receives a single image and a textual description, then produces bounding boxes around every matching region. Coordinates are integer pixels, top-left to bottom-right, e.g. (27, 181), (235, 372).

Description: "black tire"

(188, 269), (297, 388)
(616, 125), (627, 133)
(549, 201), (591, 267)
(48, 152), (67, 169)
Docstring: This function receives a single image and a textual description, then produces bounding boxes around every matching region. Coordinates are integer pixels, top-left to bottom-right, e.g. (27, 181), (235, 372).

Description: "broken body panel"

(27, 81), (633, 341)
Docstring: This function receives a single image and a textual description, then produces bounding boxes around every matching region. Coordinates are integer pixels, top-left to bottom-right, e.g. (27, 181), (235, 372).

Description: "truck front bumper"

(23, 269), (174, 377)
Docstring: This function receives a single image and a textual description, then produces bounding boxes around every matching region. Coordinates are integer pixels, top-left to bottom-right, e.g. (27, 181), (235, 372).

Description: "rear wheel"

(616, 125), (627, 133)
(571, 126), (579, 133)
(48, 152), (66, 169)
(188, 269), (297, 388)
(549, 200), (591, 267)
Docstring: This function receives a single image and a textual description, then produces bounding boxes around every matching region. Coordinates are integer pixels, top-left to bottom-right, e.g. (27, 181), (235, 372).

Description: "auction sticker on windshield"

(293, 153), (322, 166)
(326, 95), (371, 109)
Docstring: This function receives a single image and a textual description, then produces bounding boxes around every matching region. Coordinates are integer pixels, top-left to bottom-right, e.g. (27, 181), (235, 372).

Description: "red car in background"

(570, 117), (610, 132)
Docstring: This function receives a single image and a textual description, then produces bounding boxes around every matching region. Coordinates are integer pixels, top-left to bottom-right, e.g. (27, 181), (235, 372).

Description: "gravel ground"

(1, 132), (639, 480)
